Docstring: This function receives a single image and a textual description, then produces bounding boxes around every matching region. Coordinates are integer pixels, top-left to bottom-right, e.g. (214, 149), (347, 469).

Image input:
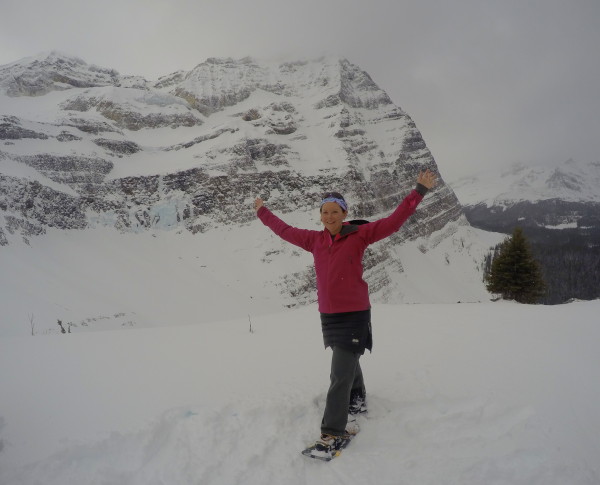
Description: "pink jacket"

(257, 189), (425, 314)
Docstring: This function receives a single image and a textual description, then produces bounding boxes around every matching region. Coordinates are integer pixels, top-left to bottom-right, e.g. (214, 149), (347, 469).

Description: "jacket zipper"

(326, 233), (334, 310)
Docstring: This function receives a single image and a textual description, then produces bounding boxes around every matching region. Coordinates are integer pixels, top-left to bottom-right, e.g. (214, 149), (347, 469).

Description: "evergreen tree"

(486, 227), (546, 303)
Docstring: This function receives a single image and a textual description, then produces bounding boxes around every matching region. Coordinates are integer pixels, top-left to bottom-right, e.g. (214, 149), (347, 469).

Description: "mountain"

(0, 51), (125, 96)
(0, 52), (495, 332)
(450, 160), (600, 303)
(451, 158), (600, 206)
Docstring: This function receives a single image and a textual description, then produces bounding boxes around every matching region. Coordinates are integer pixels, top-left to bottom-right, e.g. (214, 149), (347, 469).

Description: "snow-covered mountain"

(0, 52), (495, 332)
(449, 158), (600, 234)
(451, 159), (600, 207)
(450, 159), (600, 304)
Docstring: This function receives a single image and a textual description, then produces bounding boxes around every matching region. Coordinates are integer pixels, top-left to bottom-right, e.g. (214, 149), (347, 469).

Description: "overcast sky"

(1, 0), (599, 180)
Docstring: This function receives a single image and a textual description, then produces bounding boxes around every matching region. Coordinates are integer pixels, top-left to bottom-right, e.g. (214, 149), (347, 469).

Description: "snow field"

(1, 302), (599, 484)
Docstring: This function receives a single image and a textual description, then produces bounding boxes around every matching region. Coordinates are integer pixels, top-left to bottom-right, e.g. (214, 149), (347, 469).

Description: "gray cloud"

(1, 0), (599, 179)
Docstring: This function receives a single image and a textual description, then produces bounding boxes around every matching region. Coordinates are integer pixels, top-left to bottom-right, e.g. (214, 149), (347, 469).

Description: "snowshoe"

(302, 432), (355, 462)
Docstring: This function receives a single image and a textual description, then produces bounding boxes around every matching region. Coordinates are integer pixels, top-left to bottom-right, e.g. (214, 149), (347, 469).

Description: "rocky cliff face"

(1, 52), (479, 306)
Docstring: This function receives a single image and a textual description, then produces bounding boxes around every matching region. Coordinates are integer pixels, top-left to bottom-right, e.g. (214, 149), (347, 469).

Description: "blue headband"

(320, 197), (348, 212)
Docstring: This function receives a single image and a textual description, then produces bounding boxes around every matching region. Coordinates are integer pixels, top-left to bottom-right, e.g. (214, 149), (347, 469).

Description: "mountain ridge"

(450, 159), (600, 207)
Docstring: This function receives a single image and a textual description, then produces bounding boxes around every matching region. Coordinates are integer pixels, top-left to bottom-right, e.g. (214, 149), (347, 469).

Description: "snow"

(449, 160), (600, 207)
(0, 227), (283, 336)
(545, 222), (579, 230)
(1, 301), (599, 484)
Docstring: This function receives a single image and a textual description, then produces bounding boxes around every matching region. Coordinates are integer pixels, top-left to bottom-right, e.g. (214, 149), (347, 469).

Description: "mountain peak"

(151, 56), (393, 116)
(1, 50), (83, 69)
(0, 51), (121, 97)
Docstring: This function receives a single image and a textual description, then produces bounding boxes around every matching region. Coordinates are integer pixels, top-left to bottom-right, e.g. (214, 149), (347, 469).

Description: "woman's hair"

(320, 191), (347, 212)
(322, 191), (345, 200)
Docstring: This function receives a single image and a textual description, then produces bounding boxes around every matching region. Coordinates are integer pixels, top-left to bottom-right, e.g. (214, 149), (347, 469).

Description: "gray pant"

(321, 346), (365, 436)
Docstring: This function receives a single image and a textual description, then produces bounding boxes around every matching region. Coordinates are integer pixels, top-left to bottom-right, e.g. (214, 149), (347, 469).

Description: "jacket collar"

(339, 223), (360, 236)
(324, 222), (360, 241)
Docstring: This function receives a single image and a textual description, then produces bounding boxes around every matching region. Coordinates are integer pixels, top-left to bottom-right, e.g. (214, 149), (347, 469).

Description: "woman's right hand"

(254, 197), (264, 212)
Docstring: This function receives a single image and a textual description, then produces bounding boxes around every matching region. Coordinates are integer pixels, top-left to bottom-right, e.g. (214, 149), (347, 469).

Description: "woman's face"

(320, 202), (347, 235)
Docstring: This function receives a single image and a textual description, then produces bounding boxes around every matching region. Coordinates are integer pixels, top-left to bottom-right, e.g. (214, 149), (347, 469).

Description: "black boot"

(348, 388), (367, 415)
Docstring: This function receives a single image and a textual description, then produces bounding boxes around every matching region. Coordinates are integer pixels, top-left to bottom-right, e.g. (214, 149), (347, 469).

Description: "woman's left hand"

(417, 169), (438, 189)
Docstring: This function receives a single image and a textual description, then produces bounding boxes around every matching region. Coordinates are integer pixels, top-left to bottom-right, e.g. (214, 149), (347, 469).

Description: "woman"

(254, 169), (437, 458)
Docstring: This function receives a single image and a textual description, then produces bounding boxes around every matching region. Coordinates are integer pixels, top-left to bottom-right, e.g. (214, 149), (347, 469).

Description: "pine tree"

(486, 227), (546, 304)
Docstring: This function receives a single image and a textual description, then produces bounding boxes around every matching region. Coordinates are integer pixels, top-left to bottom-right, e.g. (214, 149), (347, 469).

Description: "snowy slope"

(0, 220), (496, 338)
(1, 301), (599, 484)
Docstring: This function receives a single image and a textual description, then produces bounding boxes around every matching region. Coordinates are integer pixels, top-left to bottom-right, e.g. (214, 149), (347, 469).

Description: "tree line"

(484, 227), (600, 304)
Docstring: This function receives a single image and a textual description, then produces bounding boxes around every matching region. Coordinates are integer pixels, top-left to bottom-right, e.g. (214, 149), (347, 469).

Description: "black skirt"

(320, 309), (372, 354)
